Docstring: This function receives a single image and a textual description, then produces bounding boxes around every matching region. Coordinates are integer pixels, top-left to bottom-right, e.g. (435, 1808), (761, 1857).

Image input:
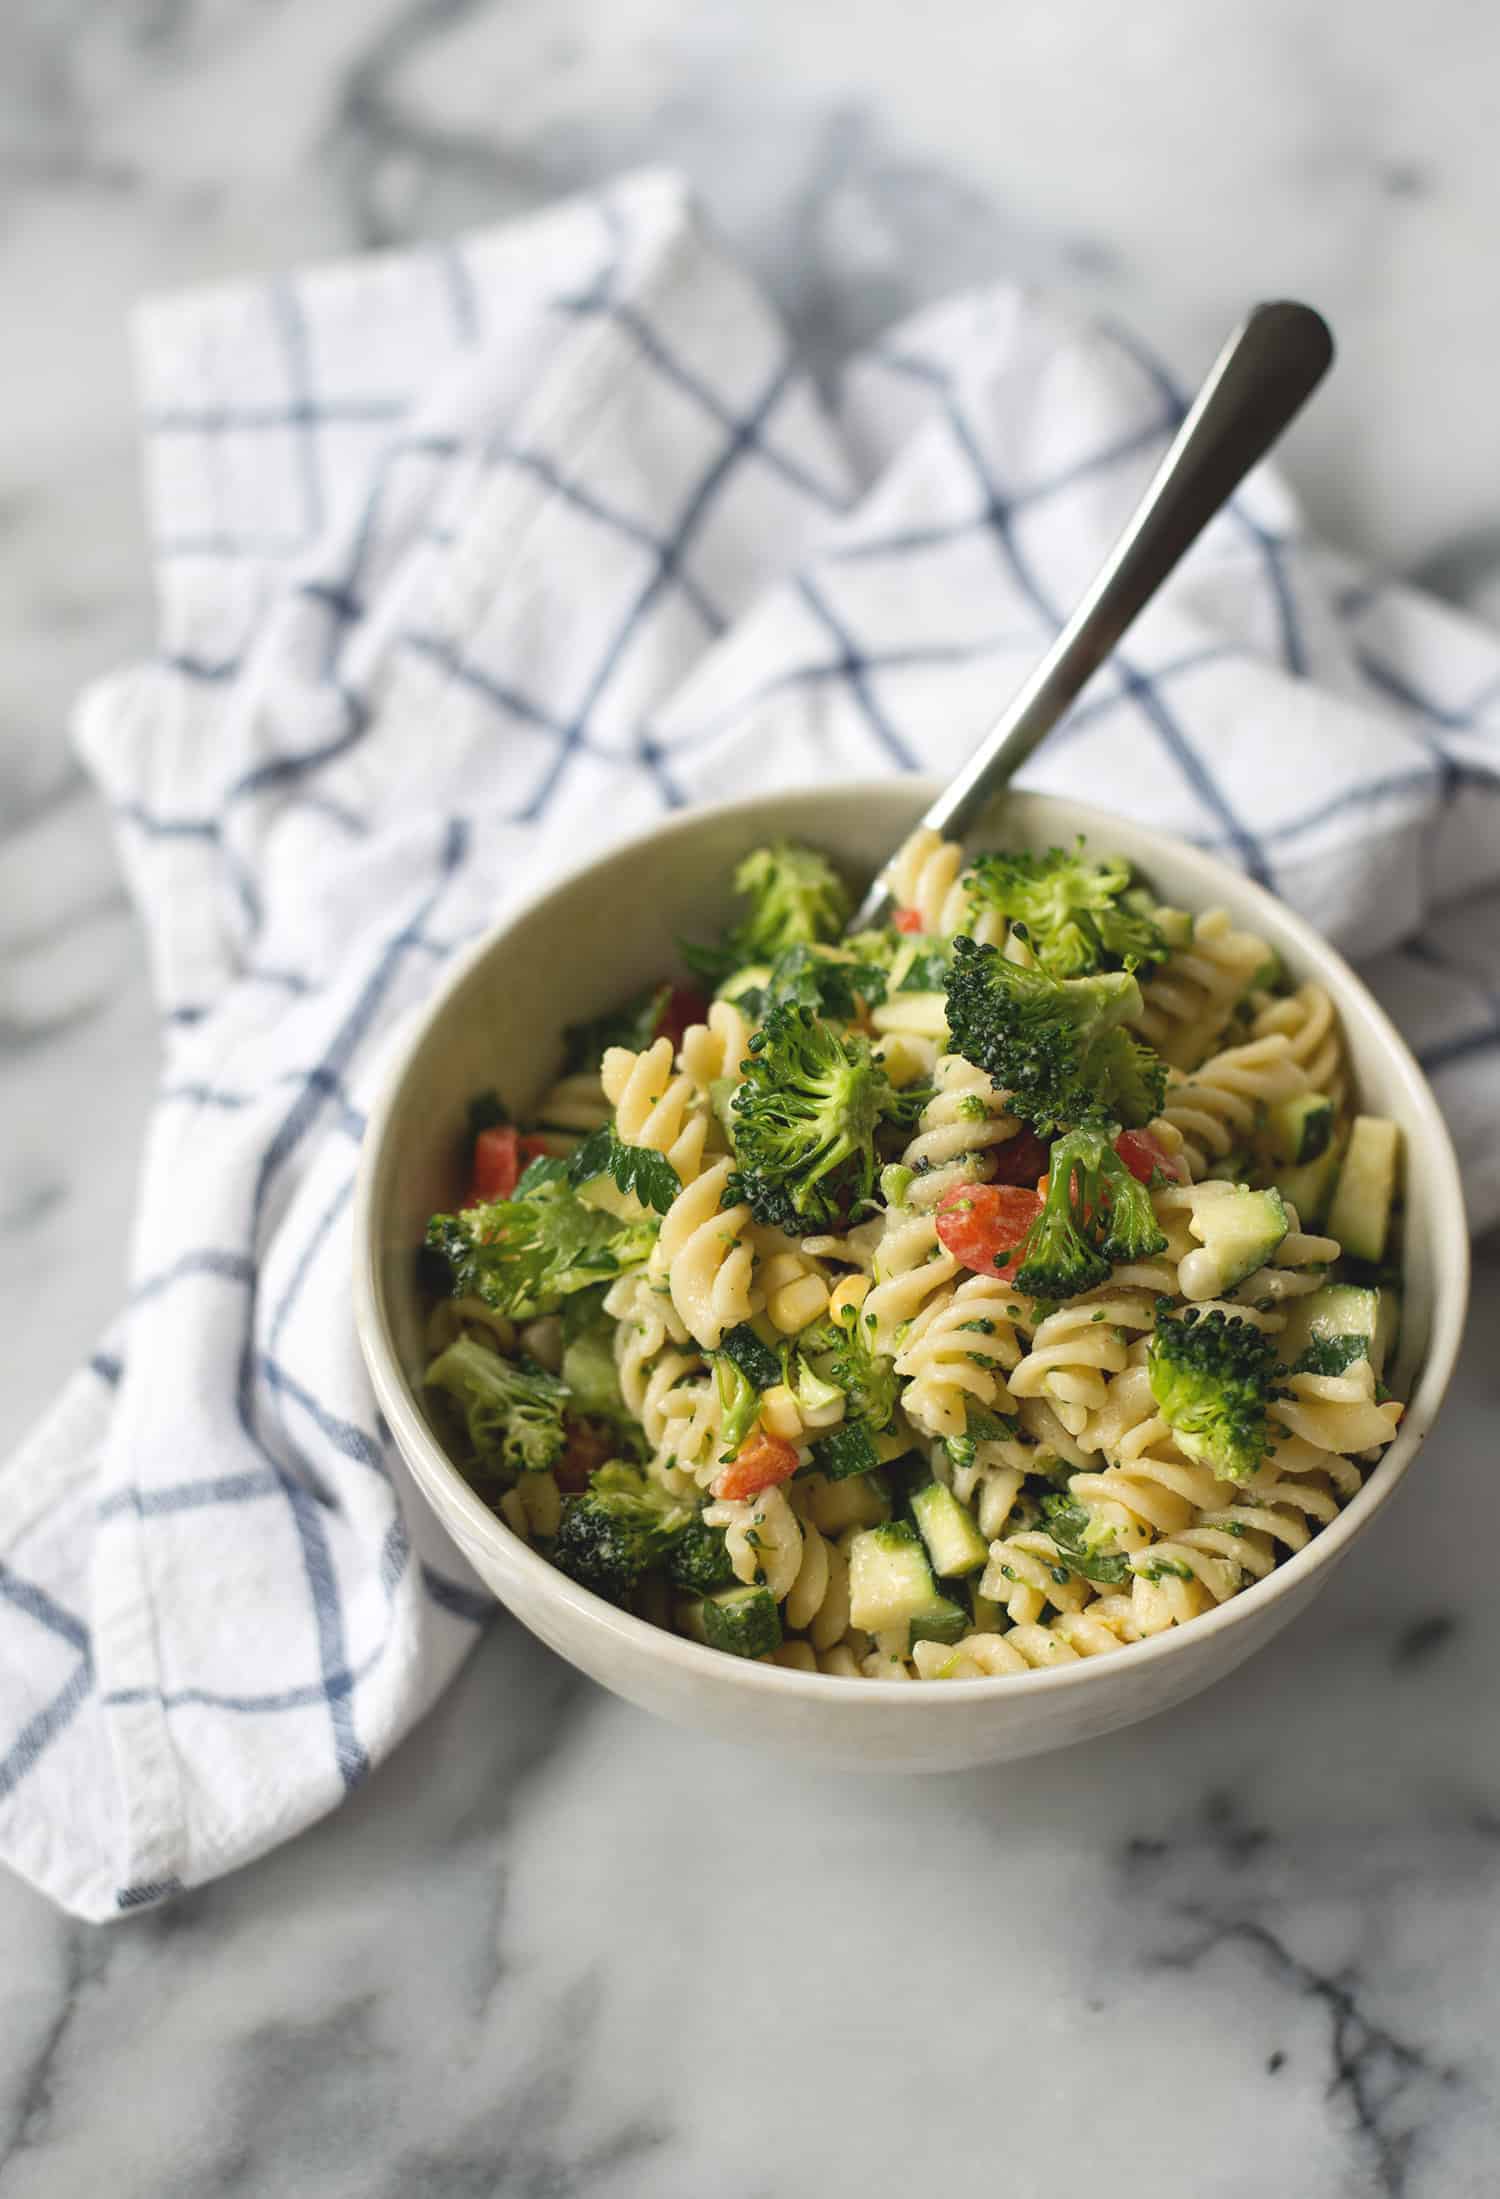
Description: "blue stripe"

(145, 399), (403, 434)
(116, 1877), (184, 1910)
(642, 627), (1040, 768)
(231, 815), (472, 1790)
(267, 1175), (355, 1359)
(98, 1470), (281, 1521)
(259, 1354), (389, 1481)
(488, 441), (725, 635)
(114, 802), (218, 843)
(793, 573), (918, 770)
(939, 386), (1270, 880)
(276, 1067), (365, 1139)
(270, 274), (322, 541)
(245, 965), (313, 996)
(826, 416), (1175, 567)
(163, 651), (241, 683)
(103, 1662), (375, 1715)
(379, 1513), (410, 1597)
(129, 1248), (255, 1307)
(225, 683), (370, 802)
(302, 435), (462, 686)
(0, 1566), (91, 1654)
(1114, 662), (1273, 884)
(298, 579), (363, 626)
(421, 1564), (494, 1625)
(439, 239), (481, 345)
(156, 530), (308, 560)
(1254, 768), (1442, 848)
(0, 1659), (92, 1804)
(520, 357), (806, 823)
(401, 633), (572, 742)
(160, 1083), (248, 1111)
(559, 296), (848, 513)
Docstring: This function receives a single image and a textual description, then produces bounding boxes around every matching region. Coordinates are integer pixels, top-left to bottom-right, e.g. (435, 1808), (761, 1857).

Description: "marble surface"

(2, 2), (1498, 2193)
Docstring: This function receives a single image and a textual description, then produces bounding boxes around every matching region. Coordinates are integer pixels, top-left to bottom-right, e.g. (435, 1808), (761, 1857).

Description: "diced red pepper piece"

(893, 906), (925, 934)
(470, 1126), (521, 1203)
(935, 1182), (1045, 1281)
(1113, 1127), (1186, 1186)
(715, 1432), (800, 1503)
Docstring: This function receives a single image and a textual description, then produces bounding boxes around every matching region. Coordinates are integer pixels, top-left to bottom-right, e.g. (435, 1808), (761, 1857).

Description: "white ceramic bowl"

(354, 783), (1469, 1771)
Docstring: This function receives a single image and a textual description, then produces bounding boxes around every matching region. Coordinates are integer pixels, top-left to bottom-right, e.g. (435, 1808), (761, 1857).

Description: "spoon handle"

(849, 298), (1334, 931)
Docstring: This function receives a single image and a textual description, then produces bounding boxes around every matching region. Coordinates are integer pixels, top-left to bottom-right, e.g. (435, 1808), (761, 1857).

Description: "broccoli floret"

(963, 843), (1166, 976)
(943, 935), (1166, 1133)
(1012, 1166), (1111, 1300)
(553, 1466), (692, 1604)
(667, 1518), (738, 1595)
(1011, 1125), (1167, 1298)
(1147, 1307), (1279, 1483)
(424, 1175), (656, 1319)
(731, 841), (852, 958)
(713, 1355), (763, 1460)
(682, 840), (852, 985)
(424, 1335), (569, 1480)
(822, 1302), (899, 1432)
(728, 1005), (921, 1231)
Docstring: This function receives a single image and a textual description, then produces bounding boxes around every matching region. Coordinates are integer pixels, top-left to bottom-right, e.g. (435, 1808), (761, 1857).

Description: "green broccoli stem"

(1012, 1125), (1166, 1298)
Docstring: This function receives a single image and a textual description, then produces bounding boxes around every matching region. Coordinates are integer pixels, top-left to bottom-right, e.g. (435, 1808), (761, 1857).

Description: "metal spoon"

(848, 298), (1334, 932)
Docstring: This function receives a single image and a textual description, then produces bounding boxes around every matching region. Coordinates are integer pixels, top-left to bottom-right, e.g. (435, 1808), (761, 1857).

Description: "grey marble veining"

(3, 2), (1499, 2193)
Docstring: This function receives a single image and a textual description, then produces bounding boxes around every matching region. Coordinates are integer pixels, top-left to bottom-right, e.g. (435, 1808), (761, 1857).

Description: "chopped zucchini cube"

(1267, 1091), (1335, 1166)
(908, 1596), (971, 1648)
(909, 1482), (990, 1578)
(1274, 1133), (1343, 1229)
(810, 1422), (881, 1482)
(848, 1522), (949, 1634)
(1278, 1282), (1399, 1379)
(1326, 1116), (1400, 1265)
(1180, 1185), (1289, 1298)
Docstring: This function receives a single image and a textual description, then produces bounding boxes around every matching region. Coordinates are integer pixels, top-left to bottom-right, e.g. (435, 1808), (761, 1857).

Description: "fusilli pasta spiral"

(893, 1274), (1027, 1440)
(1006, 1290), (1159, 1437)
(882, 826), (1006, 943)
(706, 1485), (804, 1601)
(653, 1155), (762, 1349)
(1130, 909), (1273, 1070)
(602, 1036), (712, 1183)
(1252, 982), (1347, 1110)
(1159, 1032), (1310, 1180)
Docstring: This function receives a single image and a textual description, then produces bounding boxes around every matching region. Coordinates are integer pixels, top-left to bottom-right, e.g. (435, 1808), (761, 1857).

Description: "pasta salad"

(420, 828), (1405, 1680)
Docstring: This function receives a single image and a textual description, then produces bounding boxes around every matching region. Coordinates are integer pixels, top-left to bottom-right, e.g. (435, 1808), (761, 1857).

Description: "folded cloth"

(4, 168), (1497, 1919)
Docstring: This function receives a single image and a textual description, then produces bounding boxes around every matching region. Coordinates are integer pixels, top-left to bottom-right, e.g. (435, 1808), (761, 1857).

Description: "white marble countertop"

(2, 4), (1497, 2193)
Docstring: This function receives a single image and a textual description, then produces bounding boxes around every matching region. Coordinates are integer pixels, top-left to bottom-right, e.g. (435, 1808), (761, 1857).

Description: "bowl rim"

(354, 779), (1471, 1710)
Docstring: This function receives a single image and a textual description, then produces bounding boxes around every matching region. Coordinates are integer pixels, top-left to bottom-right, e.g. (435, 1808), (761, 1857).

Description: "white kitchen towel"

(4, 168), (1497, 1920)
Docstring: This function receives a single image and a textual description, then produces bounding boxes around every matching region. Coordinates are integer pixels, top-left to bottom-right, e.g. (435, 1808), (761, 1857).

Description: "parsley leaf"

(568, 1126), (681, 1215)
(1038, 1494), (1130, 1585)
